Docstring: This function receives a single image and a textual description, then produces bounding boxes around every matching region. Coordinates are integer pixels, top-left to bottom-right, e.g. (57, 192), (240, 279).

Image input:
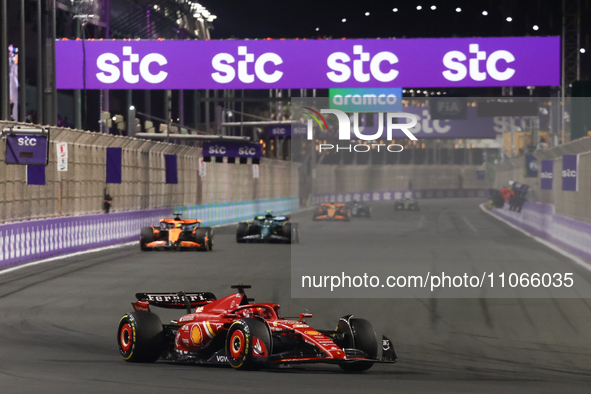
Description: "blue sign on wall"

(5, 134), (49, 165)
(562, 155), (578, 191)
(203, 141), (262, 159)
(165, 154), (178, 184)
(540, 160), (553, 190)
(525, 154), (539, 177)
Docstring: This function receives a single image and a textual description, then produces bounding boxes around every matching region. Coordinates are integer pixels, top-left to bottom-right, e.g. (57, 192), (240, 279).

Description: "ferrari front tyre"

(339, 318), (377, 372)
(117, 312), (165, 363)
(225, 318), (271, 370)
(236, 222), (248, 243)
(140, 227), (154, 251)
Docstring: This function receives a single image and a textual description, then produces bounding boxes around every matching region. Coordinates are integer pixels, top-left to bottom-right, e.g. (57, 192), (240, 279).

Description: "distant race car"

(236, 211), (299, 243)
(394, 199), (420, 211)
(140, 213), (213, 251)
(313, 203), (352, 221)
(117, 285), (396, 372)
(347, 201), (371, 218)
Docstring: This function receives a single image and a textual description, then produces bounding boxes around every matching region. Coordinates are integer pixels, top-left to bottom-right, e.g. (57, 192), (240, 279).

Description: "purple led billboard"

(56, 37), (560, 90)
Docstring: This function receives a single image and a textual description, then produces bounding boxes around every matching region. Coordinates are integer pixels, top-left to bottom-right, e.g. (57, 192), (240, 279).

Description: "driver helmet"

(265, 210), (273, 219)
(175, 222), (182, 228)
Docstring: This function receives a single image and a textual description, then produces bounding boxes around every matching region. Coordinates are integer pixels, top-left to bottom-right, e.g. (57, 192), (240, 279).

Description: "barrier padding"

(177, 197), (299, 226)
(491, 202), (591, 261)
(0, 208), (173, 269)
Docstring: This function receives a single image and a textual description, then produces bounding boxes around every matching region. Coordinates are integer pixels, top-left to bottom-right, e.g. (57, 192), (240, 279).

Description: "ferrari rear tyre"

(225, 319), (271, 370)
(339, 318), (377, 372)
(117, 312), (165, 363)
(140, 227), (154, 251)
(236, 222), (248, 243)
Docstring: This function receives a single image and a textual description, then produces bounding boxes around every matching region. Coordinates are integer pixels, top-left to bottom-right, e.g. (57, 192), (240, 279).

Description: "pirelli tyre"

(236, 222), (249, 243)
(283, 223), (300, 244)
(364, 207), (372, 218)
(117, 312), (165, 363)
(140, 227), (154, 251)
(394, 202), (404, 211)
(344, 208), (352, 221)
(194, 227), (214, 251)
(225, 318), (272, 370)
(339, 318), (377, 372)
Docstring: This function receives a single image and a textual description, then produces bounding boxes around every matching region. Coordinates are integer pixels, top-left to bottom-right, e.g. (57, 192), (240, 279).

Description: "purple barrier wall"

(313, 189), (489, 204)
(491, 202), (591, 260)
(0, 208), (173, 269)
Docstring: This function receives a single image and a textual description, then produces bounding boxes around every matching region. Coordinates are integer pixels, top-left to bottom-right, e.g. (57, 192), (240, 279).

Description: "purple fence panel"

(0, 208), (173, 269)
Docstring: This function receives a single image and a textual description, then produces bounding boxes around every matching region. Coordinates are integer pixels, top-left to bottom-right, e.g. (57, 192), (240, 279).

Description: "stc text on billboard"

(56, 37), (560, 90)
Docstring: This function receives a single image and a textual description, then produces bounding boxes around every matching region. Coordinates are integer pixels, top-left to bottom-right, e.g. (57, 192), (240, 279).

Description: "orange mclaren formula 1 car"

(140, 214), (213, 251)
(313, 203), (352, 221)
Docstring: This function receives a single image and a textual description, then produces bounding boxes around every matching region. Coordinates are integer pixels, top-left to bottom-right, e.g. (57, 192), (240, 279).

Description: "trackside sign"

(55, 37), (560, 90)
(203, 141), (262, 159)
(562, 155), (578, 191)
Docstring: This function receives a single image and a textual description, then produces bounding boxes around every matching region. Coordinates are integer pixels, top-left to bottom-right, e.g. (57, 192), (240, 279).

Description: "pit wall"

(491, 202), (591, 261)
(0, 121), (294, 224)
(492, 137), (591, 224)
(313, 164), (491, 194)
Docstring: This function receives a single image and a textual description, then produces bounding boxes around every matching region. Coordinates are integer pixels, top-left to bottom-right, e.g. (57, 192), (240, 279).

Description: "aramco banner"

(56, 37), (560, 90)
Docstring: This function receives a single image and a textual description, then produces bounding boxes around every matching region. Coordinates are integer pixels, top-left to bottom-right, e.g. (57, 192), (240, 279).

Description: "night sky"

(208, 0), (568, 40)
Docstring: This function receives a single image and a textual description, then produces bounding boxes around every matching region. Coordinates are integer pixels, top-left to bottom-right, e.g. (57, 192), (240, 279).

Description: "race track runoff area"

(1, 198), (591, 393)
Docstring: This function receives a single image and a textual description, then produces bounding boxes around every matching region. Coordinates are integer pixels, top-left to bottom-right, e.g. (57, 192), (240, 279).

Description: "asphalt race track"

(2, 198), (591, 393)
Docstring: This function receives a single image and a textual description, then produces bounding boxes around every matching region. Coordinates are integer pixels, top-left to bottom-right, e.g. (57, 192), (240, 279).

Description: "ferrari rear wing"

(135, 292), (216, 309)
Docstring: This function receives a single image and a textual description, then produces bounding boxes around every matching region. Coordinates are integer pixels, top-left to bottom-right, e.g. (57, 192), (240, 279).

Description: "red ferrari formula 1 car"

(117, 285), (396, 372)
(140, 214), (213, 251)
(313, 203), (352, 221)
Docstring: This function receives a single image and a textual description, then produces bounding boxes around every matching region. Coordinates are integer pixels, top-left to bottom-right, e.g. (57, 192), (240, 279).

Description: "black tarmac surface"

(1, 199), (591, 393)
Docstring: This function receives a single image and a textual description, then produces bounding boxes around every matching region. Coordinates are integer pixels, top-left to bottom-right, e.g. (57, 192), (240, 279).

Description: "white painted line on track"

(462, 215), (478, 232)
(480, 203), (591, 273)
(417, 215), (425, 230)
(0, 241), (138, 276)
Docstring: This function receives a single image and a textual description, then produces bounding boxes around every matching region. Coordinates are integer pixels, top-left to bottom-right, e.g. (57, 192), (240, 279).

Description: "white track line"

(417, 215), (425, 230)
(0, 241), (138, 276)
(462, 215), (478, 232)
(479, 203), (591, 273)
